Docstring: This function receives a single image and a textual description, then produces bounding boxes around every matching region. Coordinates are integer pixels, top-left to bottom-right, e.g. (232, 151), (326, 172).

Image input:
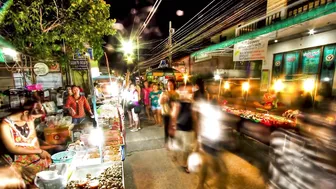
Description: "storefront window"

(319, 45), (336, 97)
(302, 48), (321, 74)
(273, 53), (283, 79)
(284, 51), (299, 79)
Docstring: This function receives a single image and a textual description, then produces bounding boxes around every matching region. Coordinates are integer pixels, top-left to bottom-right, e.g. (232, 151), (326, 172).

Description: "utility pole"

(137, 37), (140, 77)
(168, 21), (173, 67)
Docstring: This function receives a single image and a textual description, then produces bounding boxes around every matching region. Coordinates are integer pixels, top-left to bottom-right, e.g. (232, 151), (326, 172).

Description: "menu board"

(273, 53), (283, 78)
(302, 48), (321, 74)
(284, 52), (299, 79)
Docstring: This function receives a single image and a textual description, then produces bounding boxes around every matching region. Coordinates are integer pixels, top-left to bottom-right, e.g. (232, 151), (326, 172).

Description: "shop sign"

(158, 60), (168, 68)
(70, 59), (88, 70)
(34, 63), (49, 76)
(49, 63), (60, 72)
(233, 38), (268, 61)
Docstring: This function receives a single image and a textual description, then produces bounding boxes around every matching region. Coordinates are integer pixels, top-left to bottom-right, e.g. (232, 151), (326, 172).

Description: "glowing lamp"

(88, 128), (104, 147)
(2, 48), (18, 58)
(224, 81), (230, 90)
(121, 40), (135, 55)
(126, 56), (134, 63)
(303, 79), (315, 93)
(214, 74), (221, 81)
(242, 82), (250, 92)
(273, 79), (284, 92)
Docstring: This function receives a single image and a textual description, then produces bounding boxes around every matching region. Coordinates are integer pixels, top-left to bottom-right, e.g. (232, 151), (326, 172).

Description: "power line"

(136, 0), (163, 37)
(139, 0), (266, 68)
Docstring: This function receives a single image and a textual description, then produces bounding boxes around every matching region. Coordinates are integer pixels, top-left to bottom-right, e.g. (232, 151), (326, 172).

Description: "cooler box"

(44, 127), (71, 145)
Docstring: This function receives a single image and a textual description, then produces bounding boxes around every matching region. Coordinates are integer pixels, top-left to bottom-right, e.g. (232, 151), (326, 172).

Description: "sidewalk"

(123, 116), (268, 189)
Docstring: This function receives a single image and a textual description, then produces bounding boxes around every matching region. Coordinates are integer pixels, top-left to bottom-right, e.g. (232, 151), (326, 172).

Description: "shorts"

(151, 105), (161, 111)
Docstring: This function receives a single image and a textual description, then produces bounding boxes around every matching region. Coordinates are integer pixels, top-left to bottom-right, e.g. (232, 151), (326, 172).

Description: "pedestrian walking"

(159, 79), (179, 146)
(128, 83), (141, 132)
(142, 80), (153, 121)
(172, 83), (196, 173)
(149, 83), (162, 125)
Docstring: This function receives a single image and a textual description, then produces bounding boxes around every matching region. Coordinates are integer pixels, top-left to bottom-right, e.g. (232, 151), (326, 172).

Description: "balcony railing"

(236, 0), (335, 36)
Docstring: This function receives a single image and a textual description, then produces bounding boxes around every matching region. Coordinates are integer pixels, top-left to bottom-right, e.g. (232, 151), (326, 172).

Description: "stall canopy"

(191, 2), (336, 58)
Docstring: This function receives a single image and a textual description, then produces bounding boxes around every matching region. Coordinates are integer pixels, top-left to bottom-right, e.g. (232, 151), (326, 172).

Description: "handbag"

(134, 105), (141, 114)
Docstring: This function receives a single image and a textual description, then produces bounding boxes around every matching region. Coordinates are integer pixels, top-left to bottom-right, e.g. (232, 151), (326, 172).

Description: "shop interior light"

(2, 48), (18, 58)
(274, 39), (278, 43)
(242, 82), (250, 92)
(303, 78), (315, 93)
(323, 77), (330, 82)
(273, 79), (284, 92)
(224, 81), (230, 89)
(308, 29), (315, 35)
(214, 74), (221, 81)
(183, 74), (189, 83)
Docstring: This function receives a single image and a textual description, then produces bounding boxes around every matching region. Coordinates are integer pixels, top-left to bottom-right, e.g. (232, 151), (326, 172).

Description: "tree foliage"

(0, 0), (116, 61)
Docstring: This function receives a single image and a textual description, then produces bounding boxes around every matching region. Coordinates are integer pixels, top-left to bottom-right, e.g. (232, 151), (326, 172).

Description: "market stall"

(222, 106), (297, 144)
(34, 95), (126, 188)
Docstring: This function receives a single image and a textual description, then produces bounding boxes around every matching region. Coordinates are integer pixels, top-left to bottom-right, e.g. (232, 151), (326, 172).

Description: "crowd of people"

(0, 77), (228, 188)
(122, 78), (229, 189)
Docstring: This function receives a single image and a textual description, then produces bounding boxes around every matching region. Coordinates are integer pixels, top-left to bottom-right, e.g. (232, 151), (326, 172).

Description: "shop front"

(265, 29), (336, 106)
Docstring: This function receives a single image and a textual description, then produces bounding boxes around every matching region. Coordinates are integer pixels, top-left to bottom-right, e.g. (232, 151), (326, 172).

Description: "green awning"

(191, 2), (336, 58)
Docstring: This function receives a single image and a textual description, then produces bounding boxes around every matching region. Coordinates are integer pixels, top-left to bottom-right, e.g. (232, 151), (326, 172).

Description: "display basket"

(51, 151), (76, 164)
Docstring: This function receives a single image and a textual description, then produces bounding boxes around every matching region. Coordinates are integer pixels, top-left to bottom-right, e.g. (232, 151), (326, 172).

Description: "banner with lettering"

(233, 38), (268, 61)
(302, 48), (321, 74)
(284, 51), (299, 79)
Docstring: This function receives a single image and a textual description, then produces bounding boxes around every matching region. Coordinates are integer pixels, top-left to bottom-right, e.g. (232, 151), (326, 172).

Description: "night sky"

(102, 0), (214, 71)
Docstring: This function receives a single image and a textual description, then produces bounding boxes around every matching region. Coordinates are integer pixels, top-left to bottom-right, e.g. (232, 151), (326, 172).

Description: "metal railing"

(236, 0), (335, 36)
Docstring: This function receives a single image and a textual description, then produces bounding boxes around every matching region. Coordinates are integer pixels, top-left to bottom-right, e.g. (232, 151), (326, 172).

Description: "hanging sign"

(158, 60), (168, 68)
(233, 38), (268, 61)
(49, 63), (60, 72)
(34, 63), (49, 76)
(70, 59), (88, 70)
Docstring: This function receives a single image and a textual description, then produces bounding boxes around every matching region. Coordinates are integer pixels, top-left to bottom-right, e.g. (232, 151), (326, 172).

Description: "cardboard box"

(44, 127), (71, 145)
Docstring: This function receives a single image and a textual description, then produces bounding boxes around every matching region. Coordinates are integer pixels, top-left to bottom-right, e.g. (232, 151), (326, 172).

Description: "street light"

(121, 40), (135, 55)
(214, 74), (221, 81)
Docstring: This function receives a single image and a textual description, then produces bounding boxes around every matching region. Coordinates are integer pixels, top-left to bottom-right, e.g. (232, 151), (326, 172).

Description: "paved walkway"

(123, 116), (268, 189)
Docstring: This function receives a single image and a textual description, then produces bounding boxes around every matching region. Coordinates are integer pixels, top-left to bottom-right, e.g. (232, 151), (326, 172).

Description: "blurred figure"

(129, 83), (141, 132)
(0, 101), (51, 186)
(142, 80), (153, 121)
(172, 83), (196, 173)
(150, 83), (162, 125)
(159, 79), (179, 146)
(64, 85), (93, 124)
(254, 89), (277, 110)
(0, 167), (25, 189)
(192, 97), (237, 189)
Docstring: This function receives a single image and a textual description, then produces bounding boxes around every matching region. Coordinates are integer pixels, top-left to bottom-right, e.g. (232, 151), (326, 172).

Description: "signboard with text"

(233, 38), (268, 61)
(70, 59), (88, 70)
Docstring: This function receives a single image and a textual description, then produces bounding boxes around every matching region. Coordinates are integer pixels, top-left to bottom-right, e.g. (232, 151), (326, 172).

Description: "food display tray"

(69, 161), (125, 188)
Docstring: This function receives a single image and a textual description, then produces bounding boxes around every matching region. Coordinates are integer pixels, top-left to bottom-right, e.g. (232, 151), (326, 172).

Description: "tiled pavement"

(123, 115), (268, 189)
